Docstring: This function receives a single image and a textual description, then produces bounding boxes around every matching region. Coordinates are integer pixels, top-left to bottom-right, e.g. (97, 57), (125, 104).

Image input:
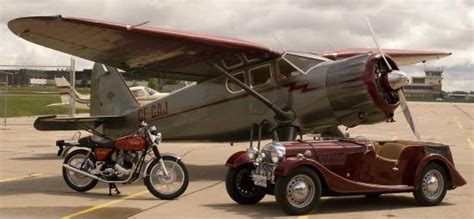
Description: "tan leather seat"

(372, 141), (381, 153)
(377, 143), (404, 160)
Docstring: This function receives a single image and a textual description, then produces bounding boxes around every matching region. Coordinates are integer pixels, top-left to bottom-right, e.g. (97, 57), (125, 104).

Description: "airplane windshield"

(282, 53), (327, 73)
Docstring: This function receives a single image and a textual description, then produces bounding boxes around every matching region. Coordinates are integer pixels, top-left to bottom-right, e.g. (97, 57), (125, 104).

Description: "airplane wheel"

(225, 164), (265, 205)
(275, 166), (321, 215)
(62, 149), (98, 192)
(413, 163), (447, 206)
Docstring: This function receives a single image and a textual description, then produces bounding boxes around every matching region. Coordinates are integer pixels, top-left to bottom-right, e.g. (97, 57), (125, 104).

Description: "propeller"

(365, 17), (421, 141)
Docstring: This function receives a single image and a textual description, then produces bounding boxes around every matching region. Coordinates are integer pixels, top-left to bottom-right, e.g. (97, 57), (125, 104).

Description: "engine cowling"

(325, 53), (400, 127)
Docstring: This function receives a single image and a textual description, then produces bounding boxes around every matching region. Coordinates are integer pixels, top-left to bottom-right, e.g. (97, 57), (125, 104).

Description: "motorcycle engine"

(100, 150), (139, 180)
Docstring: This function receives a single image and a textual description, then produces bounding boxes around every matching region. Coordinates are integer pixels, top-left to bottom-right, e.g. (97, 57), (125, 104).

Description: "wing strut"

(213, 64), (294, 124)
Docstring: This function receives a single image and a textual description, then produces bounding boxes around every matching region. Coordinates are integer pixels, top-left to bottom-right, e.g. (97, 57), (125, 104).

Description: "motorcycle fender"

(61, 146), (91, 157)
(142, 154), (181, 178)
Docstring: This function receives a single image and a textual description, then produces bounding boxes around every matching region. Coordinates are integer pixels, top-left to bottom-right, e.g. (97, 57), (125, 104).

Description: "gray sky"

(1, 0), (472, 91)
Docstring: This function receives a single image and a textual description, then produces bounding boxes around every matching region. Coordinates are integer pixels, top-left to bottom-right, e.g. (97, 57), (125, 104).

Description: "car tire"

(225, 164), (265, 205)
(275, 166), (321, 215)
(413, 163), (447, 206)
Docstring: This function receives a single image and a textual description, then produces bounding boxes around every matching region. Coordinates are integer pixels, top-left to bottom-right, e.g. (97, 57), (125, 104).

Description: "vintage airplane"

(8, 15), (451, 142)
(47, 77), (169, 109)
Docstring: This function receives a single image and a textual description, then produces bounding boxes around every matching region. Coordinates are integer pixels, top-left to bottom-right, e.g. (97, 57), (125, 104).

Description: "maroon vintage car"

(225, 138), (466, 215)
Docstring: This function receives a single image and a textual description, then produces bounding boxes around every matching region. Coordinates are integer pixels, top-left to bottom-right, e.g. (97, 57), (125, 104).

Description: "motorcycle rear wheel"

(144, 156), (189, 200)
(62, 149), (98, 192)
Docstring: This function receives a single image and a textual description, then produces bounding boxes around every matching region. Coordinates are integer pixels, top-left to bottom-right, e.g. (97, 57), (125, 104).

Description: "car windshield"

(282, 52), (327, 73)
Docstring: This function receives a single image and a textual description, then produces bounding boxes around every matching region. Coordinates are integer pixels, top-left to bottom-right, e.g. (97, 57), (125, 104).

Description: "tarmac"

(0, 102), (472, 219)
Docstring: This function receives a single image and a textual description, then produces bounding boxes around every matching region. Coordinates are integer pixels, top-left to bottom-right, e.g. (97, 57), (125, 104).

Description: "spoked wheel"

(62, 149), (98, 192)
(275, 167), (321, 215)
(144, 156), (189, 200)
(413, 163), (447, 206)
(225, 164), (265, 205)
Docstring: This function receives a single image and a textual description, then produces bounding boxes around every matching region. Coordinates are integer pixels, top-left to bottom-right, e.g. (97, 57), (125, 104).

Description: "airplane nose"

(388, 70), (409, 90)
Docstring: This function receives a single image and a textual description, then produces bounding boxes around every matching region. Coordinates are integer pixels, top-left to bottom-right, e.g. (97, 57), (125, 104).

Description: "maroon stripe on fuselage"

(146, 81), (319, 122)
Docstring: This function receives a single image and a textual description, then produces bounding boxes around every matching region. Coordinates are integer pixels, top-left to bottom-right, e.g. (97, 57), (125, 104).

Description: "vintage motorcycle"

(57, 122), (189, 199)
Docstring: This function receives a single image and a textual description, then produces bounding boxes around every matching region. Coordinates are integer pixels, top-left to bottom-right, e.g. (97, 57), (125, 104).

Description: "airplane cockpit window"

(226, 71), (245, 93)
(243, 52), (269, 63)
(132, 89), (146, 97)
(222, 55), (243, 69)
(250, 64), (272, 87)
(277, 59), (302, 80)
(283, 53), (326, 73)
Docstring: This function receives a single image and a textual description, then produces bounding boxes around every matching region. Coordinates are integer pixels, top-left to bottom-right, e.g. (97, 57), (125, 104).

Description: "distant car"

(225, 138), (466, 215)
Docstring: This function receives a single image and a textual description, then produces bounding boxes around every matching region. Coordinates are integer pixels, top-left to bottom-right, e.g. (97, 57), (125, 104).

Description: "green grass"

(0, 95), (89, 117)
(4, 86), (90, 94)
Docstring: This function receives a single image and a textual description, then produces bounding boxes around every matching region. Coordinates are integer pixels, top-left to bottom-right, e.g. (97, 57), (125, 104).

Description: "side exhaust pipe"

(63, 164), (130, 184)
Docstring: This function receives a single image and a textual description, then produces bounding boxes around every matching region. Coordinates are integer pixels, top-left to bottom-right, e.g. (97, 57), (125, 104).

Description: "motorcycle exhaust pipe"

(62, 164), (129, 184)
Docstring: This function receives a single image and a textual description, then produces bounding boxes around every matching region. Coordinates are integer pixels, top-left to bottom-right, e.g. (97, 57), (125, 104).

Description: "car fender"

(274, 157), (323, 177)
(225, 151), (251, 168)
(413, 154), (466, 189)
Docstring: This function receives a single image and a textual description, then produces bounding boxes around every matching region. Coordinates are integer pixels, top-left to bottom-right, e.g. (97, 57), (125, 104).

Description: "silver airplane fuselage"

(102, 52), (400, 142)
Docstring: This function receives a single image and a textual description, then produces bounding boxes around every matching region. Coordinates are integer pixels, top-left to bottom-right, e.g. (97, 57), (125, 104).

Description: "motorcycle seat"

(78, 136), (115, 148)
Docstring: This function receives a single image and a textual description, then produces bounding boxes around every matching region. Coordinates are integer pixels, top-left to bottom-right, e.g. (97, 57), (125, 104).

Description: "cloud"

(0, 0), (472, 91)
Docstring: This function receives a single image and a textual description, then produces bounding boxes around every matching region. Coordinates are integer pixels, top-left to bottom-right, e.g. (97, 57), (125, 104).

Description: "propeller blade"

(398, 89), (421, 140)
(365, 17), (392, 71)
(365, 17), (421, 140)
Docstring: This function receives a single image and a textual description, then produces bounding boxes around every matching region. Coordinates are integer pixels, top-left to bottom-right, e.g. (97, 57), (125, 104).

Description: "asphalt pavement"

(0, 102), (473, 219)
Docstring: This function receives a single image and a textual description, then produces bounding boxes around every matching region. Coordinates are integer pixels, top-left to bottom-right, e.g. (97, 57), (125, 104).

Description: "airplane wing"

(8, 16), (281, 82)
(319, 48), (451, 66)
(34, 115), (124, 131)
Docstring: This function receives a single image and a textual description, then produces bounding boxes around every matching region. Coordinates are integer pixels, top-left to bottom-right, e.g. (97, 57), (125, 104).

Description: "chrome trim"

(142, 154), (181, 177)
(63, 163), (136, 184)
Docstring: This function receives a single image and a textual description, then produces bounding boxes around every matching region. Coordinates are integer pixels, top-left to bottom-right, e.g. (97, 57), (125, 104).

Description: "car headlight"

(247, 146), (259, 160)
(262, 142), (286, 163)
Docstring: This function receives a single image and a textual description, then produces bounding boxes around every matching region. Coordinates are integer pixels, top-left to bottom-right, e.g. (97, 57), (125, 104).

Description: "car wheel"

(413, 163), (447, 206)
(225, 164), (265, 205)
(275, 166), (321, 215)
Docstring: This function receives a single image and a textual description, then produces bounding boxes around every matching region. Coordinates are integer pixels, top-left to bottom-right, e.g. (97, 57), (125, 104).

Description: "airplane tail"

(90, 63), (140, 116)
(53, 77), (90, 105)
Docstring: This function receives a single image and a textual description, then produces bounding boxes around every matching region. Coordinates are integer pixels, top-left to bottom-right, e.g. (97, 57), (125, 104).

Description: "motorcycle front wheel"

(62, 149), (98, 192)
(144, 156), (189, 200)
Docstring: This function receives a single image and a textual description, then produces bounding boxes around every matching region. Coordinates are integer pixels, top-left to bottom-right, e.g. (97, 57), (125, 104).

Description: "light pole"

(69, 58), (76, 117)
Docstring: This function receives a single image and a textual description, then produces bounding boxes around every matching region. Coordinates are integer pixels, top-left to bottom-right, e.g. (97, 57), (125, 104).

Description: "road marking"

(0, 173), (41, 183)
(62, 190), (149, 219)
(456, 121), (464, 130)
(391, 136), (398, 140)
(297, 216), (309, 219)
(467, 138), (474, 148)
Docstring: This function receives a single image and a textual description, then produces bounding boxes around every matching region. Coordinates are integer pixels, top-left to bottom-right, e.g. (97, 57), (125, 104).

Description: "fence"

(0, 59), (75, 128)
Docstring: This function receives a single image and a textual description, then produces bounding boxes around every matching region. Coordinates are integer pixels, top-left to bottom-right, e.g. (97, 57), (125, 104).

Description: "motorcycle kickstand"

(108, 183), (121, 196)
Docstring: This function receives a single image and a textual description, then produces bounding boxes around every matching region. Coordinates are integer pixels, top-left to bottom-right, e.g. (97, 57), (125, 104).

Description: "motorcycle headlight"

(262, 142), (286, 163)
